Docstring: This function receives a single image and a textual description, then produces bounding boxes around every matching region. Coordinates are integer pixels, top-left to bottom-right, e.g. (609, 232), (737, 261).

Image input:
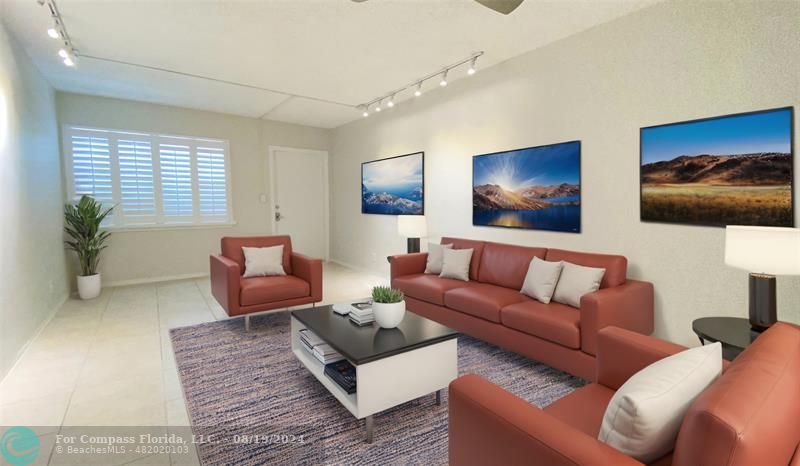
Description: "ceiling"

(1, 0), (657, 129)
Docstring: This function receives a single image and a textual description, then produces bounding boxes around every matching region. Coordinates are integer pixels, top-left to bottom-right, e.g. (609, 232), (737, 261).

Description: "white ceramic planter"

(373, 300), (406, 329)
(77, 274), (101, 300)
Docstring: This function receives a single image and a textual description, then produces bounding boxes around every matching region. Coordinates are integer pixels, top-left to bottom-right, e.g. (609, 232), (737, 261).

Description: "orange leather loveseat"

(390, 237), (654, 380)
(448, 322), (800, 466)
(210, 235), (322, 330)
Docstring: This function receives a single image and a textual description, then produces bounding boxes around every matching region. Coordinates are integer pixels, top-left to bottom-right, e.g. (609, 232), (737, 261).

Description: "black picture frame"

(639, 106), (794, 228)
(361, 151), (425, 216)
(472, 140), (582, 233)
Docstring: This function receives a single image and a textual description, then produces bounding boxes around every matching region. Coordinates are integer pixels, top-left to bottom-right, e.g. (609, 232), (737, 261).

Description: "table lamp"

(725, 226), (800, 331)
(397, 216), (427, 253)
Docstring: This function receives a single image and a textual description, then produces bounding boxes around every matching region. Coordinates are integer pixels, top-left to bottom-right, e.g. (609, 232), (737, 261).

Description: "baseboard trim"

(0, 291), (68, 384)
(107, 273), (209, 287)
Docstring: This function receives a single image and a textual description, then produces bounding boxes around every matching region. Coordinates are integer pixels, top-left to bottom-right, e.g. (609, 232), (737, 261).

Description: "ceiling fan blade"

(474, 0), (524, 15)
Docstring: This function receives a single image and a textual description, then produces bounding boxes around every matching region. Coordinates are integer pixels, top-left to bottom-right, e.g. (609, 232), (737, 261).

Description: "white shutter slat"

(159, 142), (194, 220)
(117, 139), (156, 223)
(196, 145), (228, 220)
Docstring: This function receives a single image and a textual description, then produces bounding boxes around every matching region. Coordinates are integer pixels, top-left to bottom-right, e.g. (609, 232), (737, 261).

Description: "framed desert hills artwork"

(473, 141), (581, 233)
(361, 152), (424, 215)
(640, 107), (794, 227)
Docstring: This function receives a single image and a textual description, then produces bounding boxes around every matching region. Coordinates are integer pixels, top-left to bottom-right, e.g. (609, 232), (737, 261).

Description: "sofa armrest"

(580, 279), (654, 356)
(596, 326), (686, 390)
(210, 254), (240, 316)
(389, 252), (428, 283)
(449, 374), (644, 466)
(291, 252), (323, 302)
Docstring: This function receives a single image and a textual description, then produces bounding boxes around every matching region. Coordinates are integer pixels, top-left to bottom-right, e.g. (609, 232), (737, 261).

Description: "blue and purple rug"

(170, 311), (585, 465)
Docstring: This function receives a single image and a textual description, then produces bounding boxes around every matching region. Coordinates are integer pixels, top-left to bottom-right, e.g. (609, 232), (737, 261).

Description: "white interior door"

(269, 147), (329, 260)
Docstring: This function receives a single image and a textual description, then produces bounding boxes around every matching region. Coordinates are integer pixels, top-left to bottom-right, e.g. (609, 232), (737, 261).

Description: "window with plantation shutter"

(63, 126), (232, 229)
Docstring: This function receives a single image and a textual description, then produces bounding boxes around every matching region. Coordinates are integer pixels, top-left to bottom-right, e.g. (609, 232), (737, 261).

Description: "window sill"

(104, 221), (238, 233)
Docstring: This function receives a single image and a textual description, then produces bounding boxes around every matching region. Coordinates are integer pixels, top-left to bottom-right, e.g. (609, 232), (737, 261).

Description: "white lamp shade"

(725, 226), (800, 275)
(397, 215), (427, 238)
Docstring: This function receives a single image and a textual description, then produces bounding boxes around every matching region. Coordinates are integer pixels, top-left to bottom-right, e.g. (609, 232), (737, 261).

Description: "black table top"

(291, 305), (459, 365)
(692, 317), (758, 350)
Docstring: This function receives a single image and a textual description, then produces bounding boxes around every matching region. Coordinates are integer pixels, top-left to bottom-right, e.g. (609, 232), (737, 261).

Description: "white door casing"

(267, 146), (330, 260)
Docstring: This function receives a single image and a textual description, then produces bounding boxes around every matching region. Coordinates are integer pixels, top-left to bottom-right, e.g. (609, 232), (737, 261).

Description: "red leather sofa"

(448, 322), (800, 466)
(210, 235), (322, 330)
(390, 237), (654, 380)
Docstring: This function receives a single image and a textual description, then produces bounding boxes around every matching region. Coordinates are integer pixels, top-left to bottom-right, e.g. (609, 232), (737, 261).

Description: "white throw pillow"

(552, 261), (605, 308)
(439, 248), (473, 282)
(425, 243), (453, 275)
(242, 245), (286, 278)
(598, 342), (722, 463)
(520, 257), (564, 304)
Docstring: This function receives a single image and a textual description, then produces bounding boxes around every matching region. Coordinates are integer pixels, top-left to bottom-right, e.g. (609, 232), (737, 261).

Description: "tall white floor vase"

(77, 274), (102, 300)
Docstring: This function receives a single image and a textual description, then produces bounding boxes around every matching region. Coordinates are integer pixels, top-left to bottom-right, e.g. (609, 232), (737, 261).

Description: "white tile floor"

(0, 262), (386, 466)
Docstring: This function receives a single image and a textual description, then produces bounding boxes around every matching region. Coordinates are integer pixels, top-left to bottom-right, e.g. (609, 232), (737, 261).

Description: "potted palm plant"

(371, 286), (406, 329)
(64, 195), (114, 300)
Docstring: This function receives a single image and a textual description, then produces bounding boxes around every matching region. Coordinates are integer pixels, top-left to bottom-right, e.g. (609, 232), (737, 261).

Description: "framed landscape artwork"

(640, 107), (794, 227)
(473, 141), (581, 232)
(361, 152), (424, 215)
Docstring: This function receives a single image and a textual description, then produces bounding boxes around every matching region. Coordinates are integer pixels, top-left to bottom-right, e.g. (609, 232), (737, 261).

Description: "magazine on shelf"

(324, 360), (357, 394)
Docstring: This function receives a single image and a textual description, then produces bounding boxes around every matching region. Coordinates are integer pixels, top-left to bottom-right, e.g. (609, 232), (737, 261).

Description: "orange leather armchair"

(449, 323), (800, 466)
(210, 236), (322, 330)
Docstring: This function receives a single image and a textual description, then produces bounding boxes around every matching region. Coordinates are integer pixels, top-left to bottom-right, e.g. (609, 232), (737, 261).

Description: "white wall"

(0, 21), (71, 379)
(56, 93), (331, 285)
(330, 1), (800, 346)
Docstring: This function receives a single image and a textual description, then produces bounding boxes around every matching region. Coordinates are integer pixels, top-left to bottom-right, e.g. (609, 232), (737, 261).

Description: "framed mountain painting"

(473, 141), (581, 232)
(361, 152), (424, 215)
(640, 107), (794, 227)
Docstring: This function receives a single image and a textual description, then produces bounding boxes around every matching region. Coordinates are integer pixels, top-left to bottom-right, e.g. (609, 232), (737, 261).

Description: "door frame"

(266, 145), (330, 261)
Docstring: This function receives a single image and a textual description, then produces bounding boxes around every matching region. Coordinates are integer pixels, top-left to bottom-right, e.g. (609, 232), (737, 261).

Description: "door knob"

(275, 212), (283, 221)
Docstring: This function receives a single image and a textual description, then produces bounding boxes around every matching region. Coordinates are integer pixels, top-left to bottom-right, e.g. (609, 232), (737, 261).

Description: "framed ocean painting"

(361, 152), (424, 215)
(640, 107), (794, 227)
(473, 141), (581, 232)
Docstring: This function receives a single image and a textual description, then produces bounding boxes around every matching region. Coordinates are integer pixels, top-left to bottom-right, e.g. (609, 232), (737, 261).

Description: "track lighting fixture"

(63, 56), (75, 67)
(41, 0), (77, 68)
(47, 27), (59, 39)
(58, 49), (68, 58)
(356, 51), (482, 118)
(468, 56), (478, 75)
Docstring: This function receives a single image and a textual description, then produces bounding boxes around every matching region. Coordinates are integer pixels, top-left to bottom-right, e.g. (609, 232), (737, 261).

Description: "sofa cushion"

(222, 236), (293, 275)
(545, 248), (626, 288)
(501, 300), (581, 349)
(478, 241), (548, 290)
(444, 283), (529, 323)
(393, 273), (468, 306)
(240, 275), (309, 306)
(545, 384), (615, 437)
(440, 248), (473, 281)
(441, 237), (486, 281)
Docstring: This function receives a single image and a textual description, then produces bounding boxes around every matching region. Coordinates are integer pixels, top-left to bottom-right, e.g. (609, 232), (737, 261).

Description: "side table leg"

(435, 390), (442, 405)
(365, 415), (374, 444)
(698, 337), (705, 346)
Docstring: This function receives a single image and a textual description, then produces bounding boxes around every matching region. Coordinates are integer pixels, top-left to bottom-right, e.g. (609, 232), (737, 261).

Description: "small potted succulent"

(64, 195), (114, 300)
(371, 286), (406, 329)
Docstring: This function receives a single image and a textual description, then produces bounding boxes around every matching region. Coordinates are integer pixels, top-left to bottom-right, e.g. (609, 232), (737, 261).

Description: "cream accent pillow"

(242, 245), (286, 278)
(425, 243), (453, 275)
(598, 342), (722, 463)
(439, 248), (473, 282)
(552, 261), (605, 308)
(520, 257), (564, 304)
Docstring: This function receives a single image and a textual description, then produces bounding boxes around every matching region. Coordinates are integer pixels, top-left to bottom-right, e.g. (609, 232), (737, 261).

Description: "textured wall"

(330, 1), (800, 346)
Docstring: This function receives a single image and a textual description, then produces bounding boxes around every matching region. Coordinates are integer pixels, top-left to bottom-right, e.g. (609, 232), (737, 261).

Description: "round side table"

(691, 317), (759, 360)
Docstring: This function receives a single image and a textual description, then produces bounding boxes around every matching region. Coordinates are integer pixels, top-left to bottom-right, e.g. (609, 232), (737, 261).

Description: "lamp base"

(749, 273), (777, 332)
(407, 238), (420, 254)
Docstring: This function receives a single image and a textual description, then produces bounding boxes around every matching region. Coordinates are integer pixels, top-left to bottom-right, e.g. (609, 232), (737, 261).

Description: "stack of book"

(348, 305), (374, 326)
(298, 329), (344, 364)
(324, 360), (357, 394)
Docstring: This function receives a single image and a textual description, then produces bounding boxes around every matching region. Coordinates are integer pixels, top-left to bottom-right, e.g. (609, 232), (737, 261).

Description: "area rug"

(170, 311), (586, 465)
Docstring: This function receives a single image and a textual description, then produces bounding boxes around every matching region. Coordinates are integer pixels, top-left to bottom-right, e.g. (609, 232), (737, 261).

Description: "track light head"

(58, 49), (68, 59)
(375, 100), (381, 112)
(363, 110), (369, 118)
(414, 82), (422, 97)
(47, 28), (59, 39)
(468, 56), (478, 75)
(439, 70), (448, 87)
(63, 56), (75, 67)
(387, 94), (395, 108)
